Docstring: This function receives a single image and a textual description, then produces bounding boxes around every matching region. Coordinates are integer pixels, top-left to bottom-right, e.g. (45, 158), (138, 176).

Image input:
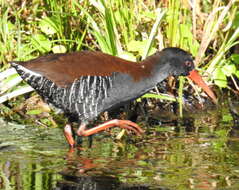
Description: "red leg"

(77, 119), (144, 137)
(64, 124), (75, 148)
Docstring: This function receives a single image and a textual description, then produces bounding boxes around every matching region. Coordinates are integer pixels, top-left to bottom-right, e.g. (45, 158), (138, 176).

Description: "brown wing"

(19, 51), (150, 87)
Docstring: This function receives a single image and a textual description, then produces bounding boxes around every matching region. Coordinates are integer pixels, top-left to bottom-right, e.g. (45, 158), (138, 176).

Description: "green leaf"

(235, 70), (239, 79)
(39, 17), (57, 35)
(26, 109), (43, 115)
(222, 114), (233, 122)
(31, 34), (52, 53)
(222, 64), (236, 76)
(127, 40), (144, 52)
(142, 8), (165, 59)
(127, 40), (157, 57)
(40, 118), (52, 126)
(232, 12), (239, 29)
(104, 6), (118, 55)
(118, 51), (136, 62)
(18, 44), (36, 60)
(91, 30), (111, 54)
(142, 11), (157, 20)
(215, 129), (228, 138)
(142, 93), (177, 101)
(7, 21), (15, 32)
(52, 45), (67, 53)
(137, 160), (148, 166)
(231, 54), (239, 64)
(213, 67), (227, 88)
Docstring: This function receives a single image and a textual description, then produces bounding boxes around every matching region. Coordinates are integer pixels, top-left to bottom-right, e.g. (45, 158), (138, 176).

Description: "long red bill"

(188, 70), (217, 104)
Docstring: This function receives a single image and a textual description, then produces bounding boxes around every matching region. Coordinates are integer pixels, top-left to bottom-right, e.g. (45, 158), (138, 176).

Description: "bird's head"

(161, 47), (194, 77)
(161, 47), (217, 104)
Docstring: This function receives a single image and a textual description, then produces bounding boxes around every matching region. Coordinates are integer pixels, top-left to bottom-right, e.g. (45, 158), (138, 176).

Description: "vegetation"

(0, 104), (239, 190)
(0, 2), (239, 189)
(0, 0), (239, 124)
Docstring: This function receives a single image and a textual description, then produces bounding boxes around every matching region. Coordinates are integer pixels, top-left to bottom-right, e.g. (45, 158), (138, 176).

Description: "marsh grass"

(0, 0), (239, 121)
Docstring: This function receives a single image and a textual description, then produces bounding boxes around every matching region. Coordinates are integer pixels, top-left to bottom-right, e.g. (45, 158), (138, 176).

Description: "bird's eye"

(185, 61), (192, 67)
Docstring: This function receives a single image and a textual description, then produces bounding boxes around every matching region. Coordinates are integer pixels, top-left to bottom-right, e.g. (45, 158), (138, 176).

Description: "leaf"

(18, 44), (36, 60)
(127, 40), (157, 57)
(222, 63), (236, 76)
(142, 93), (177, 101)
(142, 8), (165, 59)
(232, 11), (239, 29)
(231, 54), (239, 64)
(31, 34), (52, 53)
(142, 11), (157, 20)
(104, 5), (118, 55)
(213, 67), (227, 88)
(118, 51), (136, 62)
(127, 40), (144, 52)
(137, 160), (148, 166)
(91, 30), (111, 54)
(7, 21), (15, 32)
(39, 17), (57, 35)
(52, 45), (67, 53)
(235, 70), (239, 79)
(26, 109), (43, 115)
(40, 118), (53, 126)
(222, 114), (233, 122)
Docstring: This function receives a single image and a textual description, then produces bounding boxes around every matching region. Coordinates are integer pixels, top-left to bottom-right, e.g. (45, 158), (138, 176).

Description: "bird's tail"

(8, 61), (24, 68)
(8, 61), (27, 76)
(8, 61), (42, 79)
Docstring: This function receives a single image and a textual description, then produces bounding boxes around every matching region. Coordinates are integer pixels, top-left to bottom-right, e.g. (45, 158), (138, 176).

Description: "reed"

(0, 0), (238, 120)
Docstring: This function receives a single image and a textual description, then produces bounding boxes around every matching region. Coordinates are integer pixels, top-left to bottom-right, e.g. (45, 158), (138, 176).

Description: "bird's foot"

(64, 124), (91, 150)
(64, 120), (144, 148)
(64, 124), (75, 148)
(77, 119), (144, 137)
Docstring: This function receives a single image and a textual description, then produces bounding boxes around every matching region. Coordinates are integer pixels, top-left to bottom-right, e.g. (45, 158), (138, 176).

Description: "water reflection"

(0, 160), (62, 190)
(55, 174), (153, 190)
(0, 102), (239, 190)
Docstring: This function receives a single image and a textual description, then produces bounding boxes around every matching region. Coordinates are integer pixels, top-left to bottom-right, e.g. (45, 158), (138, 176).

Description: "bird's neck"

(140, 52), (173, 85)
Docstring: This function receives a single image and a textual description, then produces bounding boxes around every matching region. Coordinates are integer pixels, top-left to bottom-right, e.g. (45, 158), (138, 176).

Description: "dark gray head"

(161, 47), (194, 77)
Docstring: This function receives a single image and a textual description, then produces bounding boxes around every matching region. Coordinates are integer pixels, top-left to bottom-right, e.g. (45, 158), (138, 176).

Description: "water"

(0, 104), (239, 190)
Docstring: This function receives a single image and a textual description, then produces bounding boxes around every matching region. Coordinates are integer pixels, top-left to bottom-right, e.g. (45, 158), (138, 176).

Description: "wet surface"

(0, 102), (239, 190)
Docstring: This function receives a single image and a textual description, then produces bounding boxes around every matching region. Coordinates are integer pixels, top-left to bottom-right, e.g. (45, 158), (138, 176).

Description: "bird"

(9, 47), (217, 148)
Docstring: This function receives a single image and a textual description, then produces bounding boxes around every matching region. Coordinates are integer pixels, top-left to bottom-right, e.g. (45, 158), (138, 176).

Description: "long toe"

(120, 124), (141, 136)
(119, 120), (144, 134)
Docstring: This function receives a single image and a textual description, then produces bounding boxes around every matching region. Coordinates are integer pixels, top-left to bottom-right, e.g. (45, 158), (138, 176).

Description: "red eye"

(185, 61), (192, 67)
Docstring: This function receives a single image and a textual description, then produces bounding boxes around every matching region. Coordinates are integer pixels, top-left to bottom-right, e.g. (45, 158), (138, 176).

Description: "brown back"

(20, 51), (153, 87)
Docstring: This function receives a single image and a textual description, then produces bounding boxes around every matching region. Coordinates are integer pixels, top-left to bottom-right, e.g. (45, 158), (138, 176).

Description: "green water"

(0, 105), (239, 190)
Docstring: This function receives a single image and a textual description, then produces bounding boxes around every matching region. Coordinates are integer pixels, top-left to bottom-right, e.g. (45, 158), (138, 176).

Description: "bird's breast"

(102, 72), (157, 111)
